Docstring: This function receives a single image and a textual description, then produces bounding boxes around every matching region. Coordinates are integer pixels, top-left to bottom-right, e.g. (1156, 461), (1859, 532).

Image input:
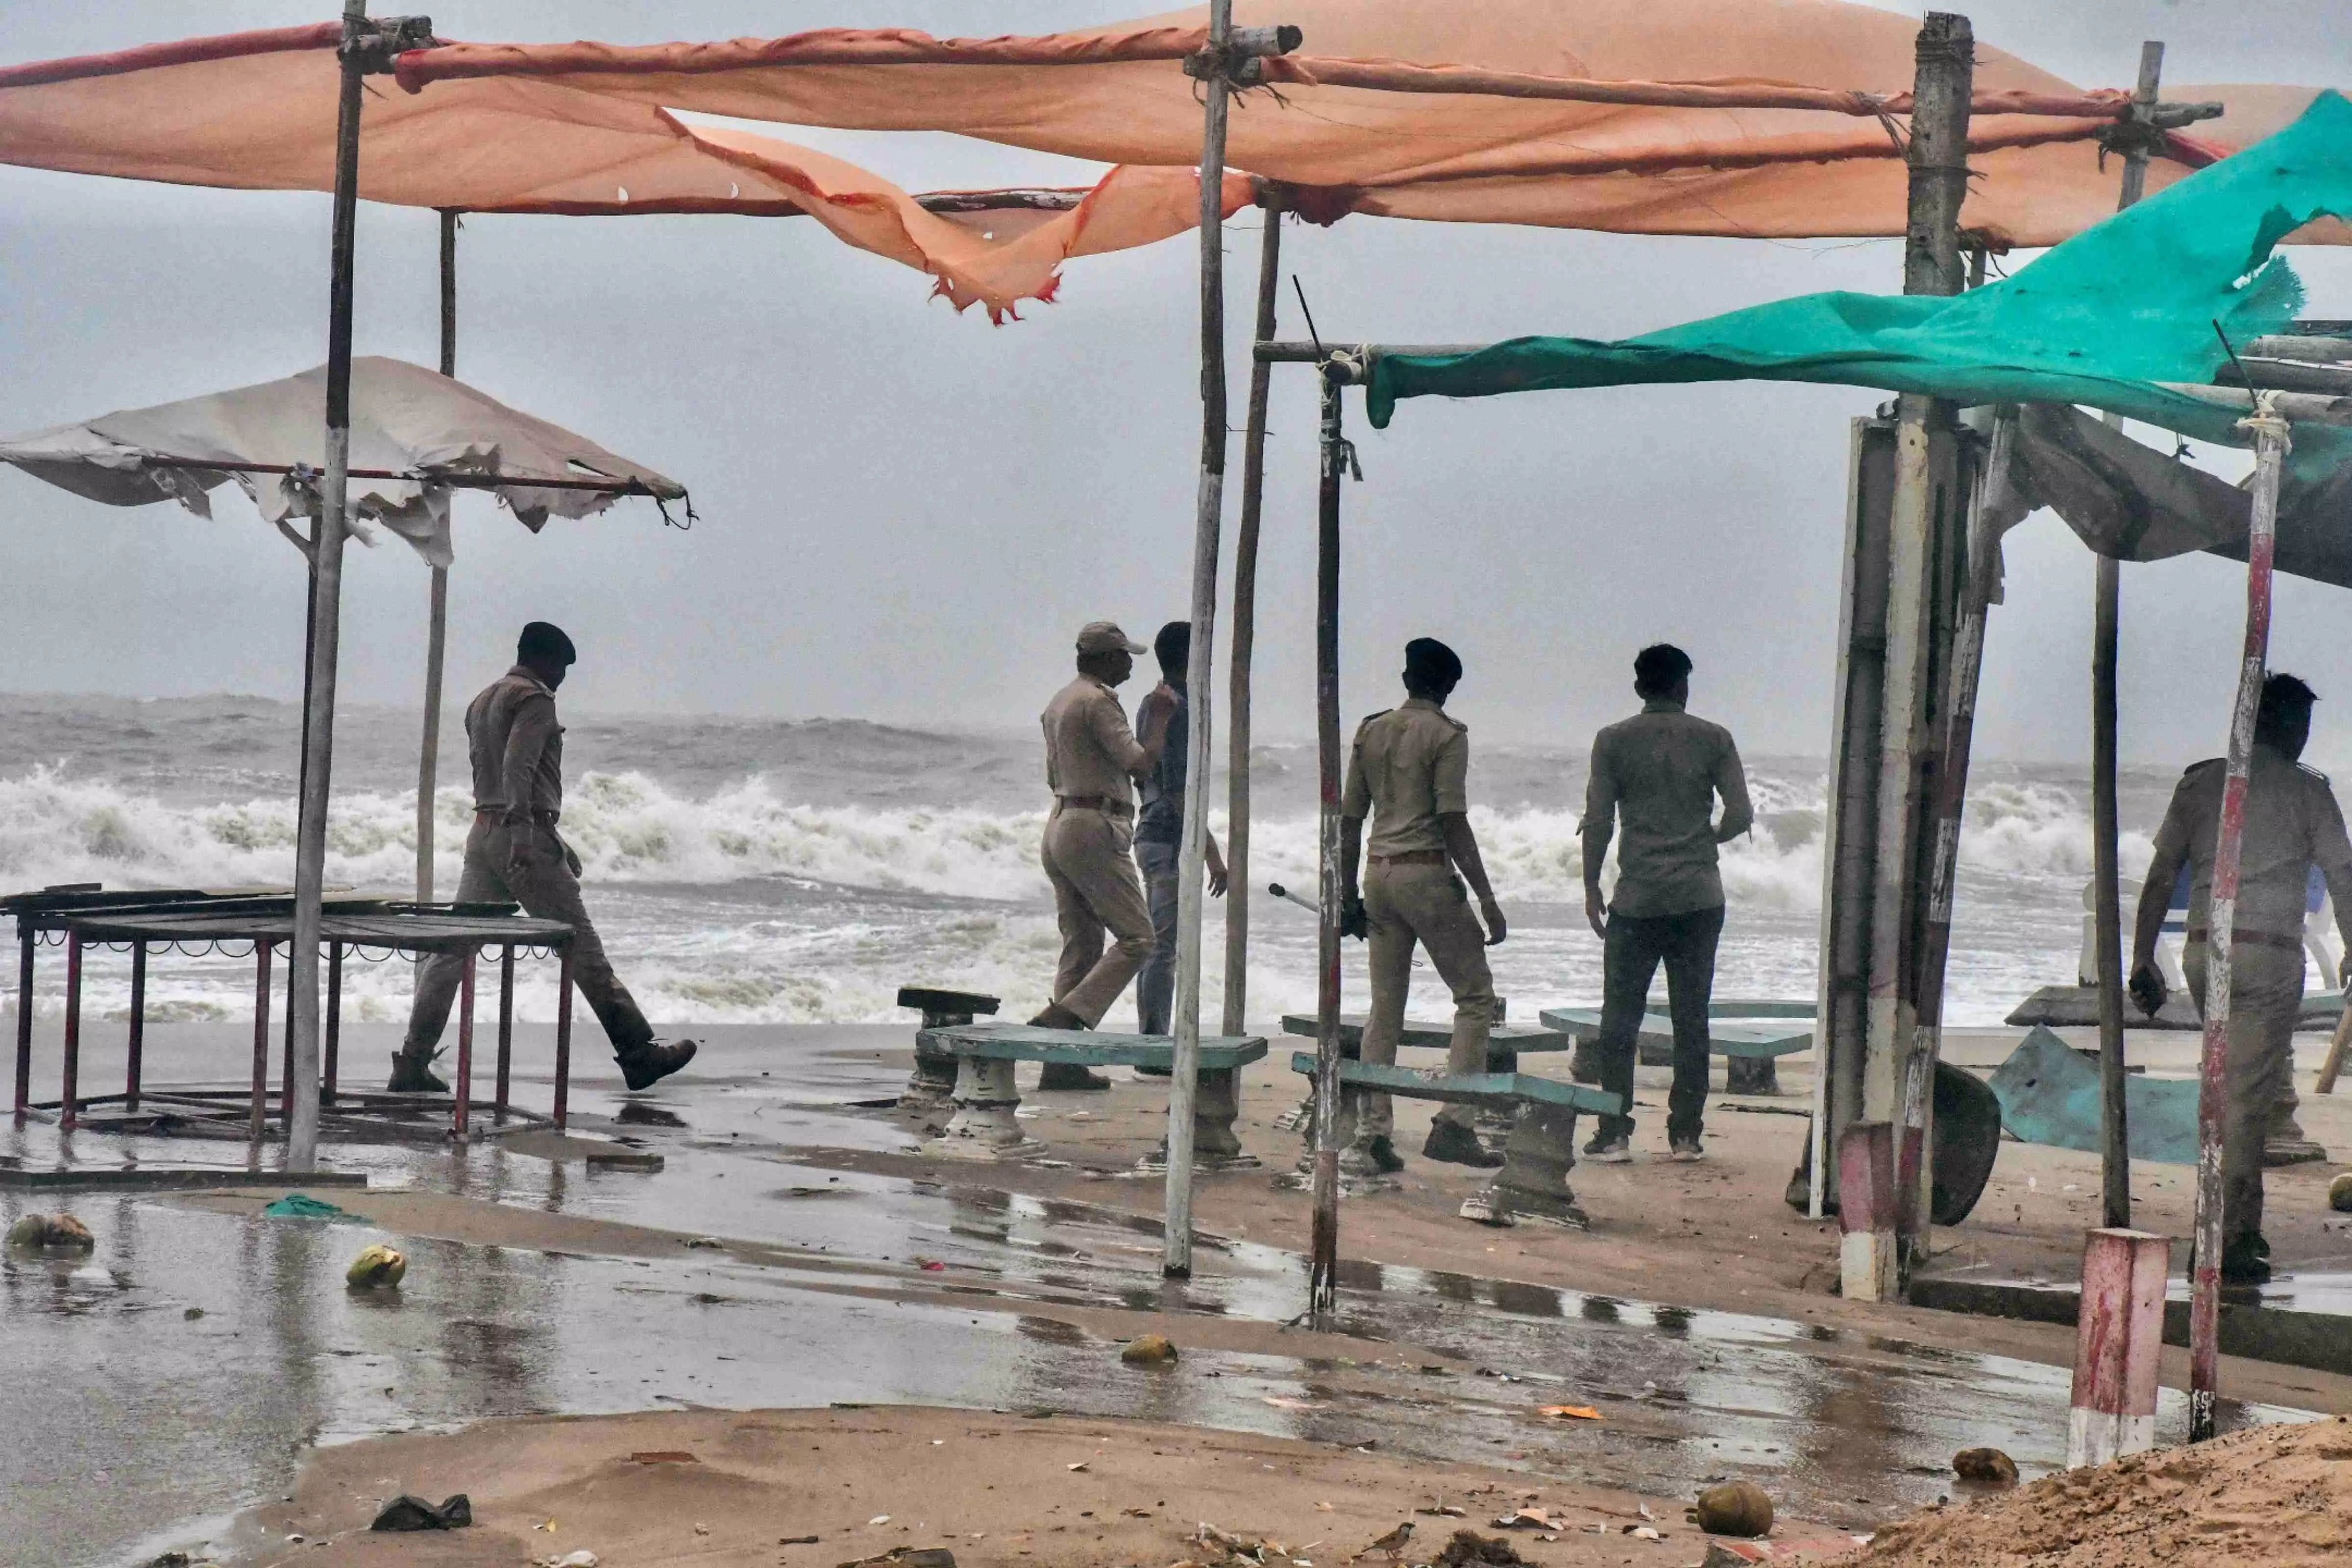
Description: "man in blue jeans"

(1134, 621), (1228, 1045)
(1579, 643), (1752, 1162)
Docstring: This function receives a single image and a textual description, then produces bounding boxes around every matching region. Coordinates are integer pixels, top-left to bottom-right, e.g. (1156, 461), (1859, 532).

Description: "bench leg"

(1138, 1066), (1262, 1173)
(1463, 1104), (1590, 1230)
(1726, 1054), (1780, 1095)
(900, 1018), (966, 1125)
(921, 1055), (1044, 1161)
(1475, 1045), (1519, 1144)
(1275, 1086), (1396, 1193)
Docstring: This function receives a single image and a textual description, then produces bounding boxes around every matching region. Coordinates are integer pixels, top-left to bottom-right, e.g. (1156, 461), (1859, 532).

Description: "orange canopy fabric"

(0, 25), (1246, 320)
(392, 0), (2337, 248)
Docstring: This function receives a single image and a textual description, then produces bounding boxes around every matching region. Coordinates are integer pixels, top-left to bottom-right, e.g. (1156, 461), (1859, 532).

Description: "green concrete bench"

(918, 1022), (1267, 1169)
(1283, 1051), (1620, 1230)
(1278, 1013), (1571, 1064)
(1542, 1003), (1811, 1097)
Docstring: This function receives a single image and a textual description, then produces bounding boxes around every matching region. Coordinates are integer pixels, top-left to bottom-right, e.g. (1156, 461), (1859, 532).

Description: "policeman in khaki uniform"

(1338, 638), (1508, 1172)
(1031, 620), (1174, 1089)
(2131, 673), (2352, 1284)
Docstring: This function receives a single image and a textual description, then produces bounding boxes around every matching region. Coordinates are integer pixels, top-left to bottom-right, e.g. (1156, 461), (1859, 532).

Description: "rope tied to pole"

(2235, 390), (2293, 453)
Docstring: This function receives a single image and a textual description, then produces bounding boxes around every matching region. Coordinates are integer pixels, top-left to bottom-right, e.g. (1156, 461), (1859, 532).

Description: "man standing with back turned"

(2131, 673), (2352, 1284)
(1032, 620), (1173, 1089)
(1135, 620), (1229, 1044)
(390, 622), (696, 1095)
(1338, 637), (1508, 1172)
(1580, 643), (1752, 1164)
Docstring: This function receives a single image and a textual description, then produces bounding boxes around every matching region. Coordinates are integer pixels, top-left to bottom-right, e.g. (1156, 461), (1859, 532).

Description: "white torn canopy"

(0, 356), (686, 567)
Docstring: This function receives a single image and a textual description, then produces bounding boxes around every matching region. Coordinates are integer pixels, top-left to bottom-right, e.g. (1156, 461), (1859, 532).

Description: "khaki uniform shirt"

(2147, 749), (2352, 942)
(1041, 674), (1146, 805)
(467, 664), (564, 821)
(1343, 697), (1470, 857)
(1582, 697), (1753, 917)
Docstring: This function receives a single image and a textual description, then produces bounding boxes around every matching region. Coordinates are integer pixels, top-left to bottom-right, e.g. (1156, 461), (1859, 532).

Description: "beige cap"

(1076, 620), (1147, 655)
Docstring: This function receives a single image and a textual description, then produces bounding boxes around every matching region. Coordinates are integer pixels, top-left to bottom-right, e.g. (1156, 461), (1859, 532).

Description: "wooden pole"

(1222, 188), (1284, 1039)
(1160, 0), (1235, 1279)
(1307, 357), (1348, 1328)
(417, 207), (456, 905)
(286, 0), (369, 1173)
(2191, 397), (2289, 1442)
(1869, 11), (1971, 1288)
(2317, 1004), (2351, 1095)
(2093, 43), (2166, 1232)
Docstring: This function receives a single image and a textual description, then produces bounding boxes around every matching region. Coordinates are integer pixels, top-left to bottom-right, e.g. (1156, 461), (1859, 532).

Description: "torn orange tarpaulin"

(0, 24), (1235, 320)
(389, 0), (2338, 248)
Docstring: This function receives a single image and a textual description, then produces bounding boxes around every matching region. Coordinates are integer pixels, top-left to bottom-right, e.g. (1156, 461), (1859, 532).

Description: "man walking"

(1134, 621), (1228, 1044)
(391, 622), (696, 1094)
(2130, 673), (2352, 1284)
(1579, 643), (1752, 1163)
(1338, 637), (1508, 1172)
(1032, 620), (1172, 1089)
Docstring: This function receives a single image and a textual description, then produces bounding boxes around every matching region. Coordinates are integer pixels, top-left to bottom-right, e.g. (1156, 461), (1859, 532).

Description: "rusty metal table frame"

(6, 889), (577, 1141)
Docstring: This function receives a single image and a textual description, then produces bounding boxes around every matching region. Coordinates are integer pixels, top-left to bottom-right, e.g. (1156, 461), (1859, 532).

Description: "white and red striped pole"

(2189, 394), (2289, 1441)
(1839, 1121), (1899, 1301)
(2069, 1227), (2170, 1465)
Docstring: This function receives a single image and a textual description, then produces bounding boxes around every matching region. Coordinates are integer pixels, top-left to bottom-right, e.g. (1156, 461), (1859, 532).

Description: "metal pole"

(1162, 0), (1236, 1279)
(2093, 42), (2166, 1231)
(1222, 188), (1284, 1039)
(1307, 359), (1347, 1328)
(2191, 398), (2289, 1442)
(418, 208), (456, 904)
(286, 0), (370, 1173)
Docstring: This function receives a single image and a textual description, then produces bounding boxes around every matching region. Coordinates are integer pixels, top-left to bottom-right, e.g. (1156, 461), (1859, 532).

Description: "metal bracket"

(344, 16), (439, 74)
(1182, 24), (1303, 85)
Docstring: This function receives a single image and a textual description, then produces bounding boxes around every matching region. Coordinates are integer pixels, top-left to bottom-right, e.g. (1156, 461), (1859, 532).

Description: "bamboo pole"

(2190, 396), (2289, 1442)
(2092, 43), (2166, 1232)
(418, 206), (456, 906)
(286, 0), (370, 1174)
(1161, 0), (1237, 1278)
(1307, 356), (1348, 1329)
(1222, 188), (1284, 1038)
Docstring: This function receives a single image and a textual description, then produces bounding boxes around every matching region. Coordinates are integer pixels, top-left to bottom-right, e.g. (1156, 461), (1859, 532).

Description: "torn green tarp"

(1366, 90), (2352, 456)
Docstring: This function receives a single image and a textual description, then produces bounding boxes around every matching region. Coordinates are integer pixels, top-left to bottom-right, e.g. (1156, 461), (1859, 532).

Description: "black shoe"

(1362, 1135), (1406, 1174)
(1423, 1120), (1505, 1168)
(1037, 1062), (1112, 1091)
(385, 1052), (448, 1095)
(2220, 1233), (2273, 1285)
(1583, 1131), (1632, 1163)
(1028, 1002), (1089, 1030)
(616, 1038), (697, 1092)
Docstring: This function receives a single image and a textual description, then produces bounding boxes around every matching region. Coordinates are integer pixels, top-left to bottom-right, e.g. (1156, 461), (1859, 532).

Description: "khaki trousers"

(2183, 938), (2302, 1248)
(1041, 802), (1153, 1027)
(1360, 858), (1494, 1137)
(404, 816), (653, 1059)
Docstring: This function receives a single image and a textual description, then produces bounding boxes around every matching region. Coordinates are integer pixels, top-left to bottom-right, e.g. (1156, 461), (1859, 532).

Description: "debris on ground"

(2329, 1171), (2352, 1212)
(1121, 1333), (1179, 1366)
(838, 1548), (956, 1568)
(539, 1553), (597, 1568)
(1700, 1543), (1776, 1567)
(345, 1243), (407, 1290)
(1863, 1416), (2352, 1565)
(1692, 1480), (1774, 1538)
(7, 1212), (95, 1250)
(261, 1193), (353, 1221)
(1195, 1522), (1289, 1562)
(1434, 1529), (1526, 1567)
(629, 1450), (697, 1464)
(1949, 1447), (2018, 1487)
(1490, 1507), (1558, 1530)
(1536, 1405), (1602, 1421)
(369, 1493), (472, 1531)
(1415, 1505), (1469, 1519)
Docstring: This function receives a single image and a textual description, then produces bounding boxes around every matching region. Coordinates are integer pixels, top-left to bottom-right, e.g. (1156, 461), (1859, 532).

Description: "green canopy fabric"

(1366, 91), (2352, 458)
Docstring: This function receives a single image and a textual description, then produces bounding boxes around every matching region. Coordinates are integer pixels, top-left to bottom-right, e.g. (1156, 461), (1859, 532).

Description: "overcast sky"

(2, 2), (2350, 770)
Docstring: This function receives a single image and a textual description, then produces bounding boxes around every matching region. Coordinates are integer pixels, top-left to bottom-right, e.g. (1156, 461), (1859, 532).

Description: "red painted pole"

(250, 942), (272, 1142)
(2190, 400), (2289, 1441)
(553, 944), (574, 1132)
(1838, 1120), (1898, 1301)
(454, 947), (476, 1139)
(61, 933), (83, 1131)
(2070, 1227), (2170, 1466)
(125, 941), (146, 1112)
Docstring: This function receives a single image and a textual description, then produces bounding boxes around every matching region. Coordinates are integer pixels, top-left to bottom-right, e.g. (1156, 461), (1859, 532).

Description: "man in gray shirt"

(1578, 643), (1752, 1162)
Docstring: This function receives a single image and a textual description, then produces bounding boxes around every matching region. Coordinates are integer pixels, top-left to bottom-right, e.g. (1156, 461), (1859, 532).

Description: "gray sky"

(2, 2), (2350, 768)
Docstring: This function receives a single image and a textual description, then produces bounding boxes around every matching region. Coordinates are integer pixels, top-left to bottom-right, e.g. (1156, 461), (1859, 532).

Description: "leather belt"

(2183, 926), (2305, 955)
(1056, 794), (1134, 819)
(476, 808), (562, 825)
(1370, 850), (1448, 866)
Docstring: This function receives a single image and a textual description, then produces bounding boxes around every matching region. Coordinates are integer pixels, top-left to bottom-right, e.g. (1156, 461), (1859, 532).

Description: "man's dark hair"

(1403, 637), (1464, 699)
(1154, 620), (1191, 673)
(518, 621), (578, 667)
(1633, 642), (1693, 699)
(2256, 671), (2318, 749)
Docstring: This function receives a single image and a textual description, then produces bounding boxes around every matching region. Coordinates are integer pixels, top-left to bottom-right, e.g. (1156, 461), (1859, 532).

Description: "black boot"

(1423, 1119), (1504, 1168)
(2220, 1232), (2273, 1285)
(616, 1037), (697, 1092)
(385, 1051), (448, 1095)
(1037, 1062), (1112, 1091)
(1361, 1135), (1405, 1174)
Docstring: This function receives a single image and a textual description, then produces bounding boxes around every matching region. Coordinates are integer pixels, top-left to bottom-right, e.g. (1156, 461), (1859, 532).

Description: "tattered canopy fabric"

(1365, 91), (2352, 461)
(0, 357), (684, 569)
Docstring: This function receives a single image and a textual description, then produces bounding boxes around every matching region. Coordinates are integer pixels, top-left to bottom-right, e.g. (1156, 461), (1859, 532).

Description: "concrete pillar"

(2068, 1227), (2171, 1467)
(897, 987), (998, 1125)
(1139, 1065), (1261, 1171)
(923, 1054), (1043, 1161)
(1462, 1103), (1590, 1230)
(1839, 1121), (1899, 1302)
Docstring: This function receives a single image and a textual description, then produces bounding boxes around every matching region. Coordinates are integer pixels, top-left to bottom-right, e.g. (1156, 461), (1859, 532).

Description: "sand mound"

(1860, 1416), (2352, 1567)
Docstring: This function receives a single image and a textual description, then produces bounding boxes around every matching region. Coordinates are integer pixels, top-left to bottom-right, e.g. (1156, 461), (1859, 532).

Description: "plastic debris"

(7, 1212), (95, 1250)
(1536, 1405), (1601, 1421)
(262, 1194), (352, 1221)
(1693, 1480), (1774, 1538)
(1121, 1334), (1179, 1367)
(345, 1243), (407, 1290)
(371, 1493), (472, 1531)
(1952, 1447), (2020, 1487)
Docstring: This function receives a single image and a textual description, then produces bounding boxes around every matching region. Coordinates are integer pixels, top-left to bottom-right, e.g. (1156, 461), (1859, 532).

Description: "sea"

(0, 693), (2181, 1033)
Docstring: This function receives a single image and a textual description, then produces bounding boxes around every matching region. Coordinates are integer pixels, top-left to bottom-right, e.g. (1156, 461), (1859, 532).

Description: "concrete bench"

(1541, 1004), (1811, 1094)
(919, 1023), (1268, 1169)
(1284, 1051), (1620, 1230)
(1277, 1012), (1571, 1070)
(895, 986), (1001, 1124)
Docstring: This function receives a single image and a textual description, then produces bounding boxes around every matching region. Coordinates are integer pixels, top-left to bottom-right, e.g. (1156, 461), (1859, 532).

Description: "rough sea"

(0, 693), (2179, 1032)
